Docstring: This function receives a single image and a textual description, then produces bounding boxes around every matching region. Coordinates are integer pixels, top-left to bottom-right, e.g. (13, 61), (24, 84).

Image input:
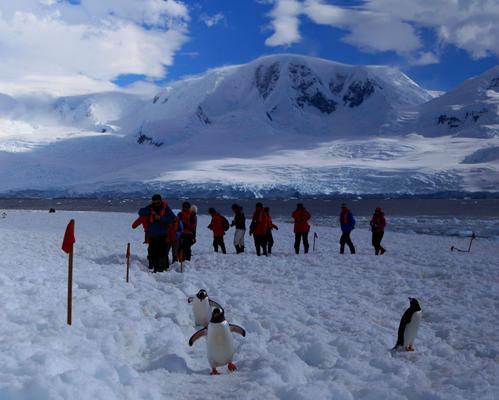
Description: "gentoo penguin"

(187, 289), (222, 327)
(189, 308), (246, 375)
(394, 298), (422, 352)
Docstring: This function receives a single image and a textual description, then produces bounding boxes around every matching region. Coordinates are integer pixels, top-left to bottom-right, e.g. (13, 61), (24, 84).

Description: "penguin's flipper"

(187, 296), (194, 303)
(209, 299), (222, 309)
(188, 328), (207, 346)
(229, 324), (246, 337)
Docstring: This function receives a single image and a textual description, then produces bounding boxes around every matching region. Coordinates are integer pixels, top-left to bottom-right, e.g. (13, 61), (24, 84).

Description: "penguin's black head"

(196, 289), (207, 300)
(210, 308), (225, 324)
(409, 297), (421, 311)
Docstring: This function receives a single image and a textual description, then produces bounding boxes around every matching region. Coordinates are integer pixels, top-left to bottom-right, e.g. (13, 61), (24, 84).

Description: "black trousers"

(253, 234), (267, 256)
(267, 231), (274, 254)
(213, 236), (226, 254)
(179, 235), (194, 261)
(340, 232), (355, 254)
(148, 237), (169, 272)
(294, 232), (309, 254)
(372, 231), (385, 255)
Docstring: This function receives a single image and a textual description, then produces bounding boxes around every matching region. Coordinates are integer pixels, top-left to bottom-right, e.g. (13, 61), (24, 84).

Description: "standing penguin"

(187, 289), (222, 327)
(189, 308), (246, 375)
(394, 298), (422, 352)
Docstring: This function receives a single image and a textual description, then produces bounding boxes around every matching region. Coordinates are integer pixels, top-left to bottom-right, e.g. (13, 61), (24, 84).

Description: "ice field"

(0, 209), (498, 399)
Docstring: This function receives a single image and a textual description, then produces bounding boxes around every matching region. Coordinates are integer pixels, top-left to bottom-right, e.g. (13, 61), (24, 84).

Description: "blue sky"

(0, 0), (497, 96)
(113, 0), (499, 93)
(164, 0), (498, 92)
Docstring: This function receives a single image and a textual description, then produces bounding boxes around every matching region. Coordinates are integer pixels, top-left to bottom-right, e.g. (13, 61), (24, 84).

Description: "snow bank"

(0, 210), (497, 399)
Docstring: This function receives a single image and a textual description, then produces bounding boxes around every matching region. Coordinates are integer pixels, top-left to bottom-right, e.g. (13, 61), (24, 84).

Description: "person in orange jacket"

(178, 201), (197, 261)
(208, 207), (227, 254)
(264, 207), (278, 255)
(292, 203), (311, 254)
(250, 202), (269, 256)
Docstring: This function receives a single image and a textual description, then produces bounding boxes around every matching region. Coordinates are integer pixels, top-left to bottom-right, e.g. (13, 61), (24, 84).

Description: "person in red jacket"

(370, 207), (386, 255)
(208, 207), (227, 254)
(292, 203), (311, 254)
(250, 202), (269, 256)
(264, 207), (278, 255)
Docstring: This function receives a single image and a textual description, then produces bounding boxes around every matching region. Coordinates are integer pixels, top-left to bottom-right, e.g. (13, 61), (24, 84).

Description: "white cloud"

(0, 0), (190, 96)
(200, 12), (225, 28)
(262, 0), (499, 64)
(264, 0), (302, 47)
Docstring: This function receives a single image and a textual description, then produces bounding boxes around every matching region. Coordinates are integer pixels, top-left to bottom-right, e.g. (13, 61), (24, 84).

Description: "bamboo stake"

(67, 226), (74, 326)
(126, 242), (131, 283)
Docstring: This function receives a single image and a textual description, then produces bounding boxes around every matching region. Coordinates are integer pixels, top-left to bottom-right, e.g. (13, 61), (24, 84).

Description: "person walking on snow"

(292, 203), (311, 254)
(208, 207), (227, 254)
(231, 204), (246, 254)
(138, 194), (175, 272)
(250, 202), (269, 256)
(177, 201), (197, 261)
(339, 203), (356, 254)
(167, 214), (183, 263)
(370, 207), (386, 255)
(264, 207), (279, 255)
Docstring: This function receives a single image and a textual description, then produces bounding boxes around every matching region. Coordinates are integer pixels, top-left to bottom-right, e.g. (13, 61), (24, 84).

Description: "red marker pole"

(67, 247), (73, 325)
(62, 219), (76, 326)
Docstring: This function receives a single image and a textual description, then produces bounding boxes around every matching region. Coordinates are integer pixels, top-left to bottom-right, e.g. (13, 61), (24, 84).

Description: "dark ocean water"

(1, 198), (498, 238)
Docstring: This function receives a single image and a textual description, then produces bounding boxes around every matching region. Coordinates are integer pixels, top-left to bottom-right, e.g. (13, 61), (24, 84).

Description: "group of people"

(337, 202), (386, 255)
(206, 202), (278, 256)
(133, 195), (387, 271)
(133, 195), (197, 272)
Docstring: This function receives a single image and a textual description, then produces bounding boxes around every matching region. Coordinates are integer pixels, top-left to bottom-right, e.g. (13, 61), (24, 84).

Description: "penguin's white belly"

(404, 311), (422, 346)
(192, 300), (211, 327)
(207, 324), (235, 367)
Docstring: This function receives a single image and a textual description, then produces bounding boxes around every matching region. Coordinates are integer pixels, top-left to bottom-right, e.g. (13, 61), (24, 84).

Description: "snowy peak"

(138, 54), (432, 140)
(416, 65), (499, 138)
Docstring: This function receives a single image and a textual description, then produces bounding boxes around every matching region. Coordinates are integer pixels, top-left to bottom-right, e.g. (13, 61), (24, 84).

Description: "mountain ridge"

(0, 54), (498, 197)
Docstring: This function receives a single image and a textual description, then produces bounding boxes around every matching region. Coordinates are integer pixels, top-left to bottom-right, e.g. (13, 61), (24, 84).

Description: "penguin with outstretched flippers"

(393, 298), (422, 352)
(189, 308), (246, 375)
(187, 289), (222, 327)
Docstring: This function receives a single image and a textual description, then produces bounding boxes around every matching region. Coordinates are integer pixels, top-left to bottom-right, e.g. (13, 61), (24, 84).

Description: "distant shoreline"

(2, 197), (499, 218)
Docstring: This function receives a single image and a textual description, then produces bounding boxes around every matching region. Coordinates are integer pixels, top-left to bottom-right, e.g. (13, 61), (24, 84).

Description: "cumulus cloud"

(264, 0), (302, 46)
(0, 0), (190, 96)
(262, 0), (499, 63)
(200, 12), (225, 28)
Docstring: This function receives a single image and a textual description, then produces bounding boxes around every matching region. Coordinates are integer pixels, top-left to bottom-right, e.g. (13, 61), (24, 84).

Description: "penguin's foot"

(210, 368), (220, 375)
(405, 345), (414, 352)
(227, 362), (237, 372)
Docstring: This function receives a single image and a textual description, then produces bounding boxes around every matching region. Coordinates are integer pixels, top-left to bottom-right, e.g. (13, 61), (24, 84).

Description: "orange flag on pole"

(62, 219), (75, 254)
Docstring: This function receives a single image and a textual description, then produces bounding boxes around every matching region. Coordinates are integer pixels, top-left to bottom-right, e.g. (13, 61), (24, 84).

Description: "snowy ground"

(0, 210), (498, 400)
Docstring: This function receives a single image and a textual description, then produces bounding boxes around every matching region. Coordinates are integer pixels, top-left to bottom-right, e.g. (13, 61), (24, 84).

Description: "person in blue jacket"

(138, 194), (175, 272)
(339, 203), (356, 254)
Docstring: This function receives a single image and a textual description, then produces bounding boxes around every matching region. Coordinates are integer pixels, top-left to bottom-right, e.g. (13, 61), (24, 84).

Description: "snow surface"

(0, 210), (497, 399)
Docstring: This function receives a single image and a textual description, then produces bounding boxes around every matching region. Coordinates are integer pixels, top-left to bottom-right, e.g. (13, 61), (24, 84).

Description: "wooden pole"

(126, 242), (131, 283)
(67, 249), (73, 326)
(313, 232), (317, 252)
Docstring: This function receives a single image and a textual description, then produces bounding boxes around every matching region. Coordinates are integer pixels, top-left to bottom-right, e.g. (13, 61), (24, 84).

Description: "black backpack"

(222, 216), (230, 231)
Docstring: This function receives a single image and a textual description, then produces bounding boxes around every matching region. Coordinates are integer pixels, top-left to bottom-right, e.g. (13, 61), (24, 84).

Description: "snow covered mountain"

(414, 65), (499, 139)
(0, 54), (498, 197)
(130, 54), (432, 143)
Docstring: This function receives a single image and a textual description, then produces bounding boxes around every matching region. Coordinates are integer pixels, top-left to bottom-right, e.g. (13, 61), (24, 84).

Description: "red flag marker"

(62, 219), (75, 325)
(62, 219), (75, 254)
